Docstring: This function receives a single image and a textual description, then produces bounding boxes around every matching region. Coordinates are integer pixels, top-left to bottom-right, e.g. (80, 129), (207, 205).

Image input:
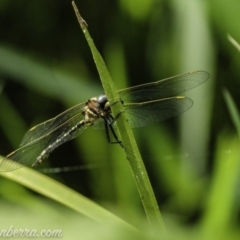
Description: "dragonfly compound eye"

(97, 95), (108, 109)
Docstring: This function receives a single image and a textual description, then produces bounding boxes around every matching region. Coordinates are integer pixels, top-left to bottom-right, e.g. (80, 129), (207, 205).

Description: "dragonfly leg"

(107, 99), (124, 126)
(104, 118), (124, 148)
(112, 110), (124, 124)
(108, 99), (123, 107)
(106, 111), (124, 127)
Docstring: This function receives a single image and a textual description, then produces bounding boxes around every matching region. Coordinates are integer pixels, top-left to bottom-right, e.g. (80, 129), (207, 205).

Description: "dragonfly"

(1, 70), (209, 172)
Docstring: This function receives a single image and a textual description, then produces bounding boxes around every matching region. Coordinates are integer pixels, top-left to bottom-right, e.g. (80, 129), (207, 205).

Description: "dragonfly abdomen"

(32, 97), (107, 168)
(33, 120), (86, 167)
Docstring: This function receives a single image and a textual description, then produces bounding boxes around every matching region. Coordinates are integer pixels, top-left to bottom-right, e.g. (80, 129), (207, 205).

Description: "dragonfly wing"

(0, 154), (30, 172)
(118, 70), (209, 103)
(2, 113), (87, 172)
(20, 102), (86, 146)
(123, 97), (193, 128)
(92, 118), (105, 130)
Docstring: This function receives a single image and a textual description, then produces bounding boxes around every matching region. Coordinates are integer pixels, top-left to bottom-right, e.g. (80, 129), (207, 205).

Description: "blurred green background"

(0, 0), (240, 239)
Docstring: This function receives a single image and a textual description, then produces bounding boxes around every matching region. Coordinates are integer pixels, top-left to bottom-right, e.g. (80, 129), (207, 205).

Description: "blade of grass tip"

(0, 157), (138, 234)
(223, 88), (240, 138)
(71, 1), (166, 233)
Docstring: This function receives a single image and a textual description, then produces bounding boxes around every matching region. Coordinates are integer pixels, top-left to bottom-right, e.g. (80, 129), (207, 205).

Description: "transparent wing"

(1, 112), (88, 172)
(124, 97), (193, 128)
(118, 70), (209, 103)
(0, 157), (25, 172)
(93, 97), (193, 129)
(20, 102), (86, 146)
(92, 118), (105, 130)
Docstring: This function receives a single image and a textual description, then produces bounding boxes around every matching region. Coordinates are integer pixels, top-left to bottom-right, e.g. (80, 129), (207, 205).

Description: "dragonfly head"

(97, 95), (109, 110)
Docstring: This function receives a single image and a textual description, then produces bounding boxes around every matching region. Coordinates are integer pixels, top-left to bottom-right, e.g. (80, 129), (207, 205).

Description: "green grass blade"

(223, 88), (240, 138)
(72, 1), (166, 232)
(0, 157), (137, 233)
(201, 134), (240, 232)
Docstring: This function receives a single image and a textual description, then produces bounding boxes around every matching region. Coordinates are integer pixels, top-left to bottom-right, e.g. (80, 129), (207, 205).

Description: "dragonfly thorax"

(83, 95), (111, 125)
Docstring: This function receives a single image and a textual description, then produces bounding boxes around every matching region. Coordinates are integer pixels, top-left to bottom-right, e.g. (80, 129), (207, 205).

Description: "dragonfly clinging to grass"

(1, 70), (209, 172)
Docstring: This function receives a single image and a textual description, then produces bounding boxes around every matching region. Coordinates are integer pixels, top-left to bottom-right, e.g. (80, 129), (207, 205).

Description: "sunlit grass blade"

(0, 157), (138, 233)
